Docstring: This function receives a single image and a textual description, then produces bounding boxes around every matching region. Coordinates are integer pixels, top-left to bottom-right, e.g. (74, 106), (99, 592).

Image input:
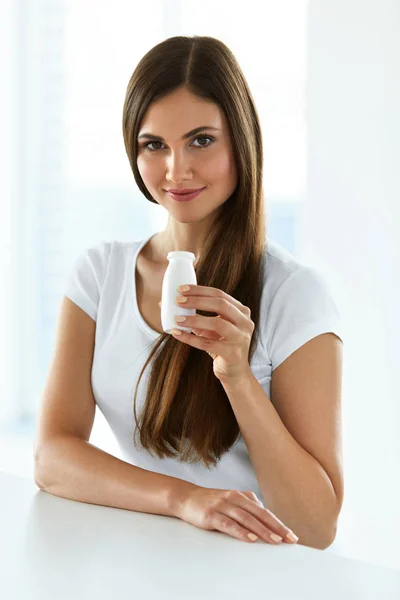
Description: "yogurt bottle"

(161, 251), (197, 334)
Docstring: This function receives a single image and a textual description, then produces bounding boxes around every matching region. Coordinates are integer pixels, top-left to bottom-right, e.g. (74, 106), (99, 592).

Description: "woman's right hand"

(176, 486), (299, 545)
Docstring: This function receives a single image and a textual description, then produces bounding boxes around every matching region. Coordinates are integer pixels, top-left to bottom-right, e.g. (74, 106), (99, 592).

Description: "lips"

(167, 187), (205, 195)
(166, 187), (206, 202)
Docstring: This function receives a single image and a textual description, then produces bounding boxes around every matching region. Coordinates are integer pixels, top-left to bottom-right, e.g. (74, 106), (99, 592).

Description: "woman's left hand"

(169, 284), (255, 384)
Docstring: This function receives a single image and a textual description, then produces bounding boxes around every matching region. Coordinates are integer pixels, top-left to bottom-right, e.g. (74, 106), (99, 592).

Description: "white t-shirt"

(63, 232), (343, 506)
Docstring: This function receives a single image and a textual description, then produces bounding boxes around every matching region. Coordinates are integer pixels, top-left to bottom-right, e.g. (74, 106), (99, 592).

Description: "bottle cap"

(167, 251), (196, 261)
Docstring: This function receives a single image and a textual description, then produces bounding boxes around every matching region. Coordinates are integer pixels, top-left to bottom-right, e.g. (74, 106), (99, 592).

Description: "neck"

(154, 227), (208, 264)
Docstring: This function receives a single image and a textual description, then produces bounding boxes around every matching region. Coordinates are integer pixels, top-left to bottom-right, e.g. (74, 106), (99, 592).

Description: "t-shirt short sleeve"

(63, 242), (110, 322)
(265, 267), (343, 371)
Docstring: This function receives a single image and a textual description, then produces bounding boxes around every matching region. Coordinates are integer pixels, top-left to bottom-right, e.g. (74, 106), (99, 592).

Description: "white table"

(1, 471), (399, 599)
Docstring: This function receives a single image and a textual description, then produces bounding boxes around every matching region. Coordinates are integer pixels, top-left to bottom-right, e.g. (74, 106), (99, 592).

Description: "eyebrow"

(138, 126), (221, 142)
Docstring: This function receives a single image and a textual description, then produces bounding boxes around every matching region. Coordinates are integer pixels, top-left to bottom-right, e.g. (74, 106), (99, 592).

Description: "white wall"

(301, 0), (400, 569)
(0, 0), (17, 423)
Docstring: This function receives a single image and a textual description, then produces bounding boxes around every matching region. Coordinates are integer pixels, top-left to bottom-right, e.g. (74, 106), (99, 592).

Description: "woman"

(35, 36), (344, 550)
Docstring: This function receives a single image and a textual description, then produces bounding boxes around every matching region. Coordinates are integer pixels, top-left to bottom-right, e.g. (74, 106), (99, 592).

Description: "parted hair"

(122, 35), (266, 469)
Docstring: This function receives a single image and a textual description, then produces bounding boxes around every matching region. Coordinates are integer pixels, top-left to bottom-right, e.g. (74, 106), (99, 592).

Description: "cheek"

(205, 151), (235, 181)
(137, 157), (154, 182)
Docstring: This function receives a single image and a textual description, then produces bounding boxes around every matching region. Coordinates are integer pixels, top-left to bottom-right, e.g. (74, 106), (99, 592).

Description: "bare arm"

(34, 435), (197, 518)
(34, 297), (196, 518)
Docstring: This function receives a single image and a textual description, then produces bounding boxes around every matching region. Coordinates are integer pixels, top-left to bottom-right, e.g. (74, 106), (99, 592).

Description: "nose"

(165, 150), (193, 183)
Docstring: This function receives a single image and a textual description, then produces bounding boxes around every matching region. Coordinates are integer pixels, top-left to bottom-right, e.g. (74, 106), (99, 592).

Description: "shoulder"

(259, 238), (343, 368)
(81, 238), (144, 270)
(262, 237), (340, 313)
(262, 237), (314, 298)
(67, 238), (144, 292)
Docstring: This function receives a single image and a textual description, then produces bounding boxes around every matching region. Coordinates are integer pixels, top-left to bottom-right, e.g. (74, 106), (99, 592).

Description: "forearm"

(34, 435), (197, 517)
(221, 371), (340, 550)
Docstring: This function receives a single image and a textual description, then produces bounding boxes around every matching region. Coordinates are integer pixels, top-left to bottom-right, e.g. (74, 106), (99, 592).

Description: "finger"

(178, 314), (234, 338)
(211, 513), (264, 544)
(191, 328), (221, 341)
(180, 286), (250, 317)
(179, 295), (247, 328)
(235, 492), (299, 544)
(219, 503), (285, 544)
(160, 303), (224, 340)
(187, 316), (224, 340)
(171, 329), (226, 356)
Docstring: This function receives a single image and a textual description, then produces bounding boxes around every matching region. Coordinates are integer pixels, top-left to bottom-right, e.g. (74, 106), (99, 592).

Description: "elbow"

(298, 525), (338, 551)
(322, 512), (343, 550)
(320, 493), (343, 549)
(300, 505), (341, 551)
(313, 489), (343, 550)
(33, 464), (47, 491)
(317, 524), (338, 550)
(34, 479), (46, 491)
(33, 445), (48, 491)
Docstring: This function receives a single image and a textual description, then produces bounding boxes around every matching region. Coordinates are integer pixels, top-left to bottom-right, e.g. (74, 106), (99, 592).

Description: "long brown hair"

(122, 36), (266, 469)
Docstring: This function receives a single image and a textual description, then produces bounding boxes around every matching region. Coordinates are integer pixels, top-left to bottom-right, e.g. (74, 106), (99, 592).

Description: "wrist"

(167, 477), (199, 518)
(218, 367), (254, 391)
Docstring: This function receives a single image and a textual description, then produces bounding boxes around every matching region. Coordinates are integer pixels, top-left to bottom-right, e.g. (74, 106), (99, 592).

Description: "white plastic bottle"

(161, 251), (197, 334)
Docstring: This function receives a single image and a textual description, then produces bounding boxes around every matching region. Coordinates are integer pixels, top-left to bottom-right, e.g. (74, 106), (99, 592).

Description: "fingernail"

(286, 531), (299, 543)
(247, 533), (258, 542)
(178, 285), (190, 292)
(270, 534), (283, 543)
(158, 301), (161, 307)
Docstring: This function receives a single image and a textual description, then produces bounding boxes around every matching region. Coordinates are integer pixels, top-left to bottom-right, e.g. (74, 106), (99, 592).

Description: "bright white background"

(0, 0), (399, 571)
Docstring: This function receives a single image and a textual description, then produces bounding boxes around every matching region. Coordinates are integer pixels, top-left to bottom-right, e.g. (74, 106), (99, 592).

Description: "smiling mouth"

(165, 187), (206, 195)
(166, 187), (206, 202)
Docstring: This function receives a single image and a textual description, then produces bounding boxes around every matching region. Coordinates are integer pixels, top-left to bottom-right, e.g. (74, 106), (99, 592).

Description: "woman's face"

(136, 87), (238, 223)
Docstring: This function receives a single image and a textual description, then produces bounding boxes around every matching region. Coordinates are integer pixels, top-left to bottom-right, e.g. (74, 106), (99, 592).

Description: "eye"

(142, 134), (215, 152)
(192, 135), (214, 148)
